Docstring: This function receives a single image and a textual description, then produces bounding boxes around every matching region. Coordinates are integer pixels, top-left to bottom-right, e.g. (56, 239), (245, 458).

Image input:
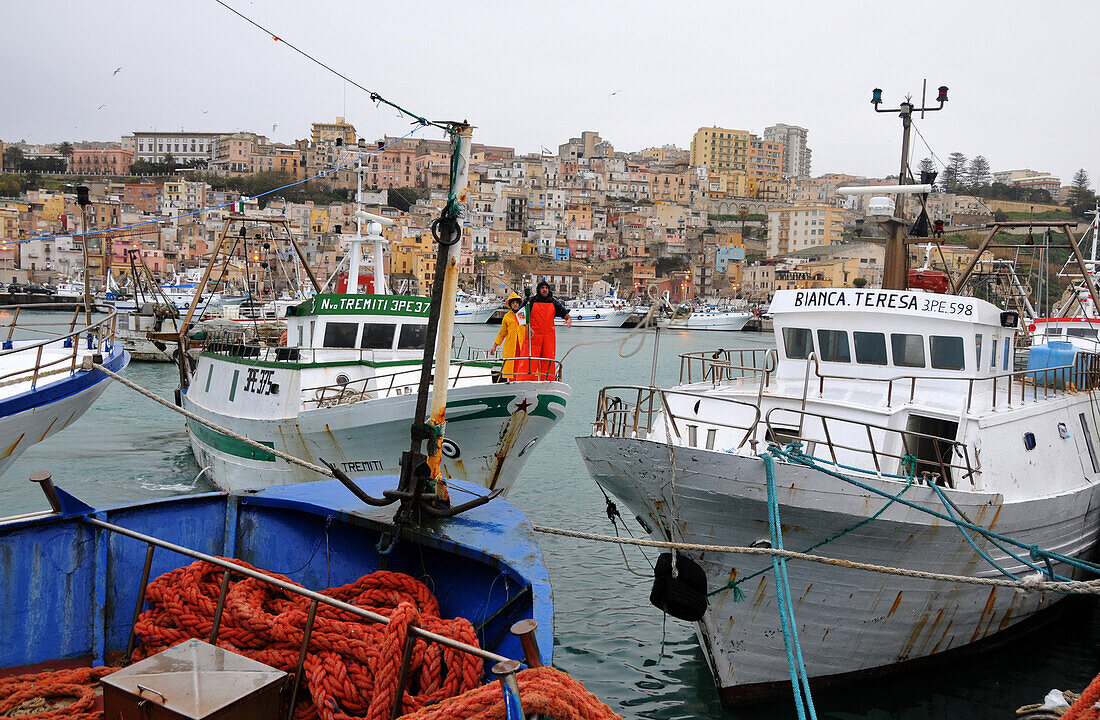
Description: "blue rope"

(928, 482), (1020, 580)
(761, 452), (817, 720)
(772, 445), (1100, 579)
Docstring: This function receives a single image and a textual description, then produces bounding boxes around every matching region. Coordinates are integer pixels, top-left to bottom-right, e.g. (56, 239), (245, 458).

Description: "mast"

(870, 85), (949, 289)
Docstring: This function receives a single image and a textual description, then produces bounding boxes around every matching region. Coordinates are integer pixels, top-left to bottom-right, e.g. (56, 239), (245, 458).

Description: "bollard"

(509, 618), (542, 668)
(30, 471), (62, 513)
(492, 660), (525, 720)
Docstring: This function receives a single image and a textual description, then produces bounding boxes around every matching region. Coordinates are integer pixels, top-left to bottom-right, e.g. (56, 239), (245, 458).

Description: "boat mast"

(870, 85), (949, 289)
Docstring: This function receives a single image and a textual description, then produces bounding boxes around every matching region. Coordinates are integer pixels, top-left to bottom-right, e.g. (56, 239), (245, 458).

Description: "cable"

(213, 0), (449, 133)
(9, 127), (424, 247)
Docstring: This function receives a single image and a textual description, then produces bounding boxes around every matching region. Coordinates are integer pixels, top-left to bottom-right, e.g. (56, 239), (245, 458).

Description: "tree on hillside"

(3, 147), (24, 172)
(966, 156), (991, 188)
(1072, 169), (1094, 205)
(943, 152), (967, 192)
(387, 187), (419, 212)
(57, 142), (74, 170)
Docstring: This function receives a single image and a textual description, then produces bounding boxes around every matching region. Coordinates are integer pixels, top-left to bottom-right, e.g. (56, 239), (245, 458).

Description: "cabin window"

(854, 332), (887, 365)
(817, 330), (851, 362)
(891, 333), (925, 368)
(398, 324), (427, 350)
(1048, 327), (1063, 335)
(1023, 432), (1036, 451)
(1003, 337), (1011, 370)
(990, 338), (998, 369)
(782, 327), (813, 359)
(975, 335), (983, 368)
(1068, 328), (1098, 339)
(297, 325), (303, 347)
(323, 322), (358, 348)
(1081, 413), (1100, 473)
(930, 336), (965, 370)
(361, 323), (396, 349)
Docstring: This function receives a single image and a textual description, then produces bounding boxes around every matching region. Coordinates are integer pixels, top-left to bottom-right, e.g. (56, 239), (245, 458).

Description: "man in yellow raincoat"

(491, 293), (529, 381)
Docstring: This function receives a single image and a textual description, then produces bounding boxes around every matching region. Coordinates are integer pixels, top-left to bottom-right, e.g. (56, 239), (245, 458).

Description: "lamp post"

(870, 84), (949, 289)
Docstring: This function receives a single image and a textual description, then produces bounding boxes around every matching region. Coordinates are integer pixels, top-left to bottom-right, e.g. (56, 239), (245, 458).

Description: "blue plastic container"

(1026, 340), (1078, 388)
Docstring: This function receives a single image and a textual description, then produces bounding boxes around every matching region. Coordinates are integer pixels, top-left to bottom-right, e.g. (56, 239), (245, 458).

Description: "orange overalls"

(526, 297), (566, 380)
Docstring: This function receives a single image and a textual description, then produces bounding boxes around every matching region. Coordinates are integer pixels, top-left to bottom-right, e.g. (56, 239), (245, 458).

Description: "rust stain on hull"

(971, 588), (998, 642)
(886, 591), (903, 619)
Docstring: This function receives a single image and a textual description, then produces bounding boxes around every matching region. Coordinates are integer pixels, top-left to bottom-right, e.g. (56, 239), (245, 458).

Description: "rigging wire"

(213, 0), (449, 133)
(910, 120), (994, 216)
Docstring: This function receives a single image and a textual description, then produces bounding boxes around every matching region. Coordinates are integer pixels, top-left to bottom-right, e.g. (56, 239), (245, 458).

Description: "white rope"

(93, 363), (335, 479)
(531, 524), (1100, 596)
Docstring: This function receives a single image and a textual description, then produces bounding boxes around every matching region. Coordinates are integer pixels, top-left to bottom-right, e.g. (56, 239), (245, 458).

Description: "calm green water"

(3, 314), (1098, 719)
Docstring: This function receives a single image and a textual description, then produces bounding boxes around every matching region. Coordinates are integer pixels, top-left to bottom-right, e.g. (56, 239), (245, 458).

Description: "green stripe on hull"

(187, 419), (276, 462)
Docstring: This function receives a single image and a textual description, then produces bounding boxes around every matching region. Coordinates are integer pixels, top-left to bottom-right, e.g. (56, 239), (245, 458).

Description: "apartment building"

(311, 117), (357, 145)
(69, 148), (133, 175)
(767, 204), (846, 256)
(764, 124), (812, 177)
(130, 132), (223, 164)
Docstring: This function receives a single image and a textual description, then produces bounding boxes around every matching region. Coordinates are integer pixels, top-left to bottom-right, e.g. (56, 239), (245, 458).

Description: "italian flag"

(232, 197), (247, 212)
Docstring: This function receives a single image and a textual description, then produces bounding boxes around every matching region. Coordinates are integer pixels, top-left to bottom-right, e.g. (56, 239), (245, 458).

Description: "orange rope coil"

(0, 559), (620, 720)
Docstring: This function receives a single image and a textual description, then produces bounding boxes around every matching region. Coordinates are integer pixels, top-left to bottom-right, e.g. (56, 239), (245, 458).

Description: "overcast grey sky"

(3, 1), (1097, 187)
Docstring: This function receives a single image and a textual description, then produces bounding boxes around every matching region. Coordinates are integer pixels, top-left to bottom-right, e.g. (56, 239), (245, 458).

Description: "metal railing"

(802, 351), (1100, 413)
(763, 405), (976, 487)
(303, 358), (564, 408)
(593, 384), (760, 450)
(679, 347), (775, 386)
(0, 305), (119, 390)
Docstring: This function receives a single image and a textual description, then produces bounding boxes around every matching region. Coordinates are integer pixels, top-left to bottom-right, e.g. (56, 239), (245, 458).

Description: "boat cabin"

(285, 293), (430, 357)
(769, 288), (1019, 382)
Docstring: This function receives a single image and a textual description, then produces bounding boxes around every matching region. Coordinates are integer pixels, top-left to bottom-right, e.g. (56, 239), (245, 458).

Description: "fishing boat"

(0, 305), (128, 478)
(0, 470), (554, 716)
(660, 305), (752, 331)
(561, 292), (635, 328)
(177, 171), (569, 495)
(576, 95), (1100, 708)
(579, 285), (1100, 706)
(455, 292), (498, 324)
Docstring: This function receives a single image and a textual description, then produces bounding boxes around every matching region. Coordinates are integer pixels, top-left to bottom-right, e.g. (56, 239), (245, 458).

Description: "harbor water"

(3, 312), (1099, 719)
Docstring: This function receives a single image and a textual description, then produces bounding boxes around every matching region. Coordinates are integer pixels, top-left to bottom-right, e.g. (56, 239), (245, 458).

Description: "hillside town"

(0, 118), (1093, 304)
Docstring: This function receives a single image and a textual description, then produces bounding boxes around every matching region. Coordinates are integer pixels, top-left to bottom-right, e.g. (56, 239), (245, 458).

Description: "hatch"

(902, 414), (959, 487)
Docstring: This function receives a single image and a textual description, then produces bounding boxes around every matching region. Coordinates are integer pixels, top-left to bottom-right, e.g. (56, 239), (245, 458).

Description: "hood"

(536, 280), (551, 293)
(506, 292), (523, 304)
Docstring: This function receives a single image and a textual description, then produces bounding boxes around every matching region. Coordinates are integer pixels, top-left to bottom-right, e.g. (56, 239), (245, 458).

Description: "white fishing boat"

(0, 305), (128, 477)
(661, 305), (752, 331)
(578, 286), (1100, 706)
(559, 290), (635, 328)
(178, 176), (570, 495)
(455, 293), (498, 324)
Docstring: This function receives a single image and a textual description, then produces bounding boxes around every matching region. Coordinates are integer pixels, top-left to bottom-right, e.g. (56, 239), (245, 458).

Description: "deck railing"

(303, 358), (564, 408)
(593, 384), (760, 450)
(679, 347), (775, 386)
(0, 305), (119, 389)
(763, 405), (976, 487)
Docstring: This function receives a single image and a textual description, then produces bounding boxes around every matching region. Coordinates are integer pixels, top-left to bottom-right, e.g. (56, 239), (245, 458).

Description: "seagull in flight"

(608, 90), (622, 96)
(97, 103), (108, 110)
(113, 67), (122, 76)
(272, 121), (279, 132)
(202, 110), (209, 114)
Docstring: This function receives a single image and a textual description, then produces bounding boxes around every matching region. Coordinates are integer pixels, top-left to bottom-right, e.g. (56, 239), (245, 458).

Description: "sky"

(2, 0), (1097, 187)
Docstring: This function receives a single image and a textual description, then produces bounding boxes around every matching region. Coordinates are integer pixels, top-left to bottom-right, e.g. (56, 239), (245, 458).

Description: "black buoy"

(650, 552), (708, 622)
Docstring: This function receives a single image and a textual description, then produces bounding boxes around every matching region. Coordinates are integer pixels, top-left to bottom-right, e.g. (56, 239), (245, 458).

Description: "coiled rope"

(0, 561), (620, 720)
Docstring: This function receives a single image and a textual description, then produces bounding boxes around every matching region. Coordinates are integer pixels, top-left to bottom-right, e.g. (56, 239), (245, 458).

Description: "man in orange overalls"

(525, 280), (571, 380)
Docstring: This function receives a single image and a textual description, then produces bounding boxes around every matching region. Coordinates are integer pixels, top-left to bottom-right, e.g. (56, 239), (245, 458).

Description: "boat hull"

(0, 475), (553, 673)
(184, 380), (570, 494)
(0, 344), (128, 478)
(661, 312), (752, 331)
(576, 435), (1100, 707)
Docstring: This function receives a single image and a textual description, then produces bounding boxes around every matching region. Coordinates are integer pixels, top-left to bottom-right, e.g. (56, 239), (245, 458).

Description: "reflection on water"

(3, 316), (1099, 719)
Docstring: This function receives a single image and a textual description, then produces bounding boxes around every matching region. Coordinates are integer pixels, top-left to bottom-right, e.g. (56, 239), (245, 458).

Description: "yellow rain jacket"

(494, 293), (528, 380)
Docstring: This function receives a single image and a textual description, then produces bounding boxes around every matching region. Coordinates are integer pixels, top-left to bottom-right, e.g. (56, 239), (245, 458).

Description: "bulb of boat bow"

(578, 286), (1100, 708)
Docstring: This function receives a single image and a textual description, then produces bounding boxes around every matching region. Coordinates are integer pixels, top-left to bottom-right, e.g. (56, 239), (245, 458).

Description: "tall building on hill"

(311, 117), (357, 145)
(690, 127), (751, 172)
(764, 124), (811, 177)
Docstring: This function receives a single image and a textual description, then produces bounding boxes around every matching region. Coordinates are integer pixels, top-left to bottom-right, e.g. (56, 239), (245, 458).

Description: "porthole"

(1023, 432), (1036, 451)
(336, 373), (350, 386)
